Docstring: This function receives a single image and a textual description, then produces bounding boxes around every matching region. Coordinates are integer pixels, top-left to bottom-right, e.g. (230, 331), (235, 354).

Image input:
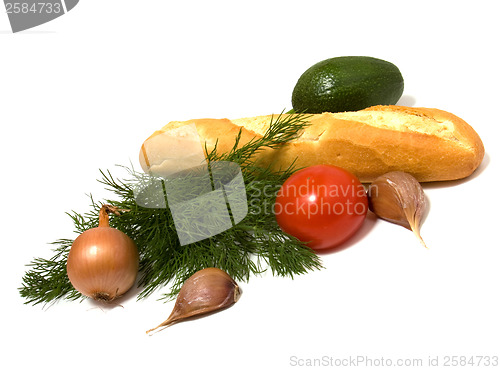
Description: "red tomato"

(274, 165), (368, 251)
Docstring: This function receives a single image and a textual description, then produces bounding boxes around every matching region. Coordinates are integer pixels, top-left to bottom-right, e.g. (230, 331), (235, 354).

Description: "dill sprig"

(19, 112), (322, 305)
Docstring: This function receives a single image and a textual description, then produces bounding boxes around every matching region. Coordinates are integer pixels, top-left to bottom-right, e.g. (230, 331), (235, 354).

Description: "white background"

(2, 1), (499, 369)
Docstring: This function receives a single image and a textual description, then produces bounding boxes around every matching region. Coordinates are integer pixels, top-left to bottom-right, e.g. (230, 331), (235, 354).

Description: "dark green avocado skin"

(292, 56), (404, 114)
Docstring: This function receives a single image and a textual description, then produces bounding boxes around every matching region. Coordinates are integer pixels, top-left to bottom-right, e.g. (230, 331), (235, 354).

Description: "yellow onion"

(66, 204), (139, 302)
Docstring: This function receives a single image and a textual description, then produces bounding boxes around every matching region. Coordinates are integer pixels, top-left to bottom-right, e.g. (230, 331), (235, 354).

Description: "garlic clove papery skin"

(369, 179), (410, 227)
(147, 267), (241, 333)
(368, 171), (426, 247)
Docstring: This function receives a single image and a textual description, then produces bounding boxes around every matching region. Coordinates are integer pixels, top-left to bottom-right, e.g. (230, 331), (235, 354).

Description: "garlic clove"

(368, 171), (427, 248)
(146, 267), (241, 334)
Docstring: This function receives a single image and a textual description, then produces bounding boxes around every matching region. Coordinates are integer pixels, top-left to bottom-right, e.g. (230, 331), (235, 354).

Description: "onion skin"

(66, 206), (139, 302)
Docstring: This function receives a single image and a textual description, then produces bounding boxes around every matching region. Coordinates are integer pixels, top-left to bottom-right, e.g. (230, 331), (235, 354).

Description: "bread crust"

(139, 105), (484, 182)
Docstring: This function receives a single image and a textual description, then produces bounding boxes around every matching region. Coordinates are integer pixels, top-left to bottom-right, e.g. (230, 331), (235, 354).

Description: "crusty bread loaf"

(139, 105), (484, 182)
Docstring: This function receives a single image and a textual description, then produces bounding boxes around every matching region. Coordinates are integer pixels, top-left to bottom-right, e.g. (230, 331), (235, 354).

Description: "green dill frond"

(19, 112), (322, 305)
(19, 239), (83, 306)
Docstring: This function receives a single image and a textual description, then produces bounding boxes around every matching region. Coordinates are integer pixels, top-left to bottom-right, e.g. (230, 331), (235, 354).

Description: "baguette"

(139, 105), (484, 182)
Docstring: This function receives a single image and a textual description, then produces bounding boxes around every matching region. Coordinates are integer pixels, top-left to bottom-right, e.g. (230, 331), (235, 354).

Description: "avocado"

(291, 56), (404, 113)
